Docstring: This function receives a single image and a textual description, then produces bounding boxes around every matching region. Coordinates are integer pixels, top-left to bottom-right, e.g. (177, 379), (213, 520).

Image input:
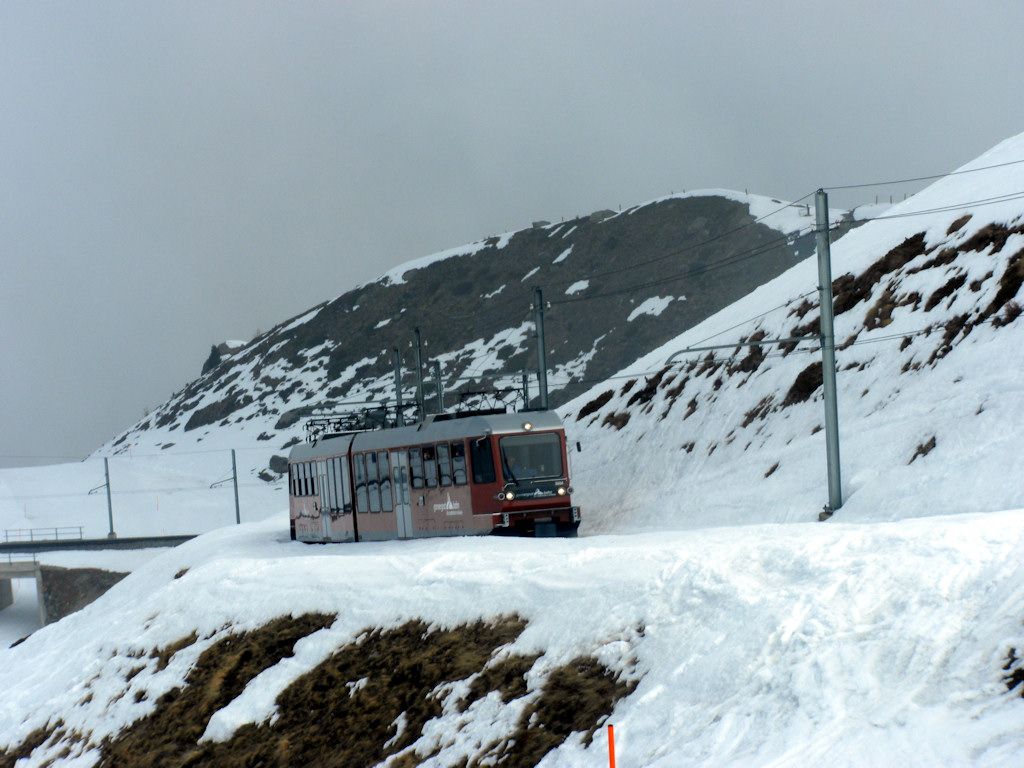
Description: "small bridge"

(0, 534), (196, 555)
(0, 555), (45, 626)
(1, 528), (198, 634)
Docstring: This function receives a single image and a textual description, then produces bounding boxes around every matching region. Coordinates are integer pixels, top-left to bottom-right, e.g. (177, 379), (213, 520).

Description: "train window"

(354, 453), (369, 513)
(499, 433), (563, 481)
(324, 460), (334, 509)
(436, 444), (452, 487)
(308, 462), (318, 496)
(451, 442), (467, 485)
(470, 438), (496, 484)
(331, 460), (344, 514)
(331, 456), (344, 512)
(409, 447), (425, 489)
(288, 464), (296, 496)
(300, 462), (309, 496)
(333, 457), (349, 511)
(378, 451), (393, 512)
(367, 452), (381, 512)
(422, 445), (438, 488)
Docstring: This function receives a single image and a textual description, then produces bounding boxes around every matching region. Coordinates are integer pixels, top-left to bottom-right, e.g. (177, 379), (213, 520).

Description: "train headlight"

(505, 490), (516, 501)
(556, 486), (567, 496)
(522, 421), (533, 431)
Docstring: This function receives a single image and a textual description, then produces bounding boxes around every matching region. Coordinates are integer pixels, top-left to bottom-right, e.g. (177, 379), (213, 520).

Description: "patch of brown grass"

(99, 613), (335, 767)
(0, 724), (59, 768)
(486, 656), (637, 766)
(151, 631), (198, 672)
(602, 411), (631, 430)
(459, 652), (541, 712)
(1004, 647), (1024, 695)
(576, 390), (613, 421)
(782, 362), (823, 407)
(946, 214), (972, 235)
(833, 232), (928, 315)
(741, 395), (774, 428)
(924, 272), (967, 312)
(908, 436), (937, 464)
(198, 616), (527, 768)
(626, 367), (671, 409)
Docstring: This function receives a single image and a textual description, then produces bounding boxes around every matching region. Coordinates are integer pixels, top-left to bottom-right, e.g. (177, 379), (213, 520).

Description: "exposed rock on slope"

(105, 191), (853, 459)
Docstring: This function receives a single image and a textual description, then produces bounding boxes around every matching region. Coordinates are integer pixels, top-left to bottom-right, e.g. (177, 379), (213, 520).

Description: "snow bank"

(2, 511), (1024, 766)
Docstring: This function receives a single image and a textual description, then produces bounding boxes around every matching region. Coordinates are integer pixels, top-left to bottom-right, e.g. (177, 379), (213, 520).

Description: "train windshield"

(499, 433), (563, 482)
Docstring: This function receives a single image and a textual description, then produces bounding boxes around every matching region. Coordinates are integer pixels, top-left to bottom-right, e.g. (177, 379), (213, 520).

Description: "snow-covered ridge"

(614, 187), (847, 235)
(3, 511), (1024, 766)
(562, 131), (1024, 532)
(89, 186), (833, 473)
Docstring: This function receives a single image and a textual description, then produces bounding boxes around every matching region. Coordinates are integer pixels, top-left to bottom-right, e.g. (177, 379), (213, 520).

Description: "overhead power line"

(851, 189), (1024, 222)
(825, 157), (1024, 191)
(549, 228), (813, 307)
(545, 192), (817, 289)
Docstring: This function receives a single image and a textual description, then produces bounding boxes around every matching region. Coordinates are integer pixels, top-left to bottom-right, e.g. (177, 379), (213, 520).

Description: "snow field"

(0, 449), (284, 537)
(2, 511), (1024, 766)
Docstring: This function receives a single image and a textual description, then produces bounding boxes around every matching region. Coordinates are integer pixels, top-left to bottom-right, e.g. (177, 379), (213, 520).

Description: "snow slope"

(3, 135), (1024, 766)
(565, 132), (1024, 532)
(2, 511), (1024, 766)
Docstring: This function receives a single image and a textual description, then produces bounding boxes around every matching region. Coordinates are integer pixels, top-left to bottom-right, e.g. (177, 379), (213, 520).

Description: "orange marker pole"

(608, 724), (617, 768)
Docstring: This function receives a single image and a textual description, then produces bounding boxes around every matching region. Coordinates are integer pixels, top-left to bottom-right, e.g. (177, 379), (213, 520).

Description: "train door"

(316, 460), (330, 540)
(390, 450), (413, 538)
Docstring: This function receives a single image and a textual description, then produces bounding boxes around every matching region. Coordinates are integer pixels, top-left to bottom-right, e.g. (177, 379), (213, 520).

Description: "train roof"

(288, 410), (565, 461)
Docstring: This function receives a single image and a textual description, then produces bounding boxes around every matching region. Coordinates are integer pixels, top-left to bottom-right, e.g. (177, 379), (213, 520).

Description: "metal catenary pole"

(231, 449), (241, 525)
(392, 347), (405, 427)
(533, 287), (549, 410)
(521, 370), (530, 409)
(103, 457), (116, 539)
(413, 327), (426, 422)
(433, 360), (444, 413)
(815, 188), (843, 515)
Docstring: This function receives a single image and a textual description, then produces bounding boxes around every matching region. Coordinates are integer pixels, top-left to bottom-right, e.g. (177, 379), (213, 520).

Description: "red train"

(287, 409), (580, 542)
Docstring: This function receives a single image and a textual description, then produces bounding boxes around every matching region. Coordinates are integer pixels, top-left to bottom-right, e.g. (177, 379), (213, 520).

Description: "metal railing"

(3, 526), (84, 543)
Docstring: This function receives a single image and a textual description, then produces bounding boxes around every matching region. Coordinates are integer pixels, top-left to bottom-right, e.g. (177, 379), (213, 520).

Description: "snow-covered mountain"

(3, 133), (1024, 767)
(100, 190), (852, 473)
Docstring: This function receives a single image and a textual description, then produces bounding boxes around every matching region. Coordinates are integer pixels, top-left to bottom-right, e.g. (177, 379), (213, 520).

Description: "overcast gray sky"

(2, 1), (1023, 467)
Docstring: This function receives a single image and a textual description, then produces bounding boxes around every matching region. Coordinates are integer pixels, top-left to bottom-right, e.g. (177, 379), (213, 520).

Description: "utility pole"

(533, 288), (549, 410)
(103, 457), (115, 539)
(231, 449), (241, 525)
(413, 327), (426, 422)
(815, 188), (843, 517)
(521, 371), (530, 410)
(433, 360), (444, 413)
(392, 347), (405, 427)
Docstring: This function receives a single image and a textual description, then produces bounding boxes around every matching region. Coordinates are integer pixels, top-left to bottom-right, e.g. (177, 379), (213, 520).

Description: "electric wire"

(850, 190), (1024, 222)
(549, 227), (813, 306)
(682, 290), (819, 349)
(544, 193), (817, 290)
(824, 157), (1024, 191)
